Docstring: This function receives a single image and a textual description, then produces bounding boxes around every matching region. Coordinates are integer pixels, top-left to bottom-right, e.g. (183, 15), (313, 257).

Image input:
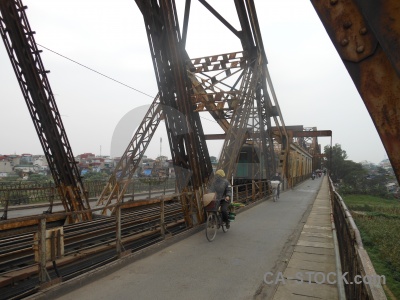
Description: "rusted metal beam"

(136, 0), (213, 225)
(0, 0), (91, 222)
(271, 125), (304, 132)
(293, 130), (332, 137)
(353, 0), (400, 77)
(198, 0), (241, 39)
(181, 0), (191, 48)
(0, 215), (66, 236)
(95, 97), (163, 215)
(204, 134), (226, 140)
(311, 0), (400, 184)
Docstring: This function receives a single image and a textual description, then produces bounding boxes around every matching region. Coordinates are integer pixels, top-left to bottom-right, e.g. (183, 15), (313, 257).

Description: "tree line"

(323, 144), (396, 198)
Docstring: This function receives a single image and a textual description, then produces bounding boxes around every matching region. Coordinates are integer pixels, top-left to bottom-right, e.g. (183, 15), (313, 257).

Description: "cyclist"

(209, 169), (232, 229)
(271, 172), (282, 199)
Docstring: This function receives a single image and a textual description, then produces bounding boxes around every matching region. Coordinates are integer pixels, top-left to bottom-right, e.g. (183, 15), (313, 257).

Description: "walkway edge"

(254, 178), (323, 299)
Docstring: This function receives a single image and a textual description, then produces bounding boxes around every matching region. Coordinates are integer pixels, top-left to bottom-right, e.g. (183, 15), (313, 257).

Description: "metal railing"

(0, 180), (273, 285)
(0, 177), (294, 295)
(0, 179), (177, 219)
(328, 176), (386, 300)
(0, 194), (184, 289)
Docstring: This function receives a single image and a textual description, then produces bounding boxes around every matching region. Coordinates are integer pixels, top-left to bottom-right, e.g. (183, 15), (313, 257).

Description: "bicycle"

(204, 201), (229, 242)
(270, 180), (280, 202)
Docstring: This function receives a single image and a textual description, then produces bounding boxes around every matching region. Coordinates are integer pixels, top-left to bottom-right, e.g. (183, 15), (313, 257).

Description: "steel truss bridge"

(0, 0), (399, 299)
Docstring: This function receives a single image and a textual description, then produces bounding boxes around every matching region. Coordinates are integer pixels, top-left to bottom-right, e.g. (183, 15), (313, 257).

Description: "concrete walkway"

(273, 176), (339, 299)
(33, 177), (339, 300)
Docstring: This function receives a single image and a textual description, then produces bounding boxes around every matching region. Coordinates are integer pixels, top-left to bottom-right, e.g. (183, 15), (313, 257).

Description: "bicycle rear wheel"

(273, 188), (277, 202)
(206, 213), (218, 242)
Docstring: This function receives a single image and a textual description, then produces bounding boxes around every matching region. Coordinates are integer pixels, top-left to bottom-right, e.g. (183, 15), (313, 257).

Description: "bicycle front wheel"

(206, 213), (218, 242)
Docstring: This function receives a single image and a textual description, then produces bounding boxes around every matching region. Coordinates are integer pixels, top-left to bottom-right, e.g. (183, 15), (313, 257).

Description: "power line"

(37, 43), (218, 124)
(37, 43), (155, 99)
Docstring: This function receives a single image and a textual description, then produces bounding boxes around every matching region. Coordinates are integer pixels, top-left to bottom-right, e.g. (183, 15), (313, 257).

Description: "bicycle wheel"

(272, 188), (277, 202)
(206, 213), (218, 242)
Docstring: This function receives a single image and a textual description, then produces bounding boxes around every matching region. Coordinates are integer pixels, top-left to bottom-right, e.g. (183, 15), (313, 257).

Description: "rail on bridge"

(0, 175), (388, 299)
(328, 176), (386, 300)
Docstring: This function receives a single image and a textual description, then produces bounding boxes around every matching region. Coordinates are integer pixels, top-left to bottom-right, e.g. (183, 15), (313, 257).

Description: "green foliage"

(324, 143), (348, 181)
(344, 194), (400, 298)
(325, 147), (391, 196)
(28, 174), (53, 183)
(342, 169), (368, 192)
(339, 180), (388, 197)
(0, 175), (20, 182)
(82, 171), (109, 182)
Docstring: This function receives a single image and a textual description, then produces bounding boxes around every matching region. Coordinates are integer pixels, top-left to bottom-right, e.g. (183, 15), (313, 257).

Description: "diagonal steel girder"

(216, 57), (262, 179)
(136, 0), (213, 225)
(0, 0), (91, 222)
(95, 96), (163, 215)
(311, 0), (400, 184)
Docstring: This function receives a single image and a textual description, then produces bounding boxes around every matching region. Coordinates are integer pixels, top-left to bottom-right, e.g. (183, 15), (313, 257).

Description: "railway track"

(0, 200), (186, 300)
(0, 180), (269, 299)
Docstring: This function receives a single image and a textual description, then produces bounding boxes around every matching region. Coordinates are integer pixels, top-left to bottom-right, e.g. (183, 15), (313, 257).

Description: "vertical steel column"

(136, 0), (212, 225)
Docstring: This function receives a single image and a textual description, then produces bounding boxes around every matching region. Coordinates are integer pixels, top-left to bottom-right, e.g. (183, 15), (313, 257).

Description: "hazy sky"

(0, 0), (387, 164)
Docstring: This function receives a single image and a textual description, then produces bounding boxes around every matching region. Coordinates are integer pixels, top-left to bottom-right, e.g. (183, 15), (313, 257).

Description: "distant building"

(33, 156), (48, 167)
(168, 166), (175, 178)
(20, 153), (33, 164)
(76, 153), (96, 163)
(6, 155), (21, 166)
(104, 158), (114, 169)
(379, 158), (392, 170)
(14, 165), (36, 177)
(0, 156), (12, 173)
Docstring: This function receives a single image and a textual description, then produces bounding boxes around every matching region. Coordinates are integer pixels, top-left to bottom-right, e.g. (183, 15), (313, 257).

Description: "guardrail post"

(46, 187), (54, 214)
(148, 182), (152, 198)
(38, 217), (47, 284)
(160, 196), (165, 238)
(235, 186), (239, 203)
(116, 204), (122, 255)
(1, 191), (9, 220)
(130, 180), (135, 201)
(252, 180), (255, 201)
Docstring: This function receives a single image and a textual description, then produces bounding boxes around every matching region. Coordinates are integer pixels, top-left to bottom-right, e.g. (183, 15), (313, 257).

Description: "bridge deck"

(35, 176), (339, 300)
(273, 176), (339, 299)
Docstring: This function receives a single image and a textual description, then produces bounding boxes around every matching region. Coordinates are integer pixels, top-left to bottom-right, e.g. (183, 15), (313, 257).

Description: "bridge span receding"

(30, 177), (342, 300)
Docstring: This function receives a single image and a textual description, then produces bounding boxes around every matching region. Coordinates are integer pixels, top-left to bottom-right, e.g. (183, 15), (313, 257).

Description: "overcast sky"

(0, 0), (387, 164)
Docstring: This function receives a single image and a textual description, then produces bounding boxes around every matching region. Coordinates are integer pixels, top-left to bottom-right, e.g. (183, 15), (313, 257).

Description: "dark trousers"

(218, 200), (230, 223)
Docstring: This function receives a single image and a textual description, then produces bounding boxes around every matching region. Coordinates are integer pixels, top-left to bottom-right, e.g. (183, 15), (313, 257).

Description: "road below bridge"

(37, 178), (326, 300)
